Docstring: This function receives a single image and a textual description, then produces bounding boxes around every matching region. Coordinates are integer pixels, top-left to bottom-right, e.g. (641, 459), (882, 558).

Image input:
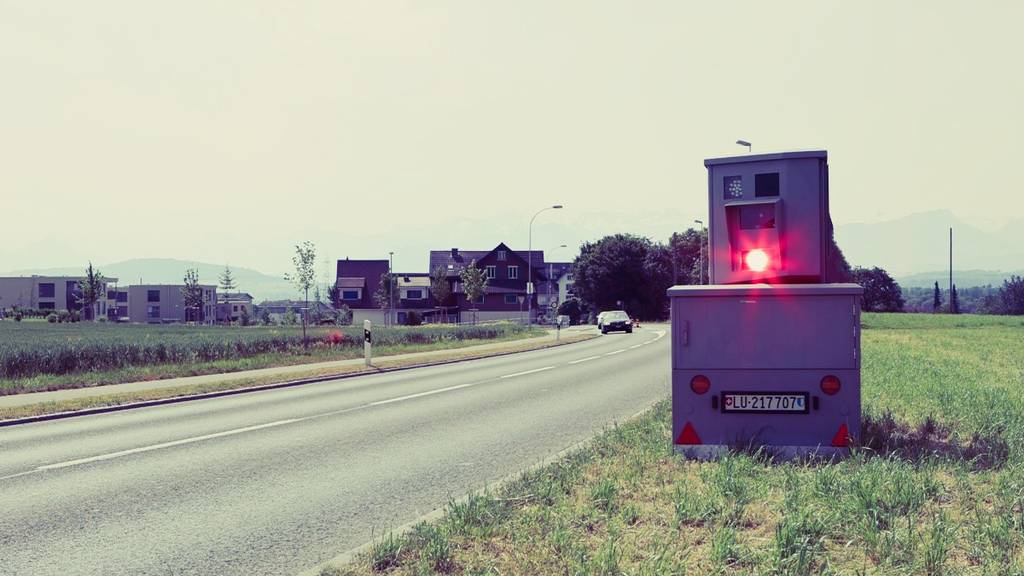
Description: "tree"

(950, 284), (960, 314)
(373, 272), (399, 324)
(285, 241), (317, 346)
(239, 306), (251, 326)
(77, 262), (105, 322)
(933, 281), (942, 313)
(572, 234), (668, 320)
(459, 259), (489, 325)
(668, 229), (705, 285)
(430, 265), (452, 323)
(557, 298), (585, 325)
(259, 307), (272, 325)
(219, 264), (237, 297)
(988, 275), (1024, 315)
(328, 284), (343, 310)
(335, 304), (353, 325)
(825, 217), (855, 283)
(181, 268), (205, 323)
(851, 266), (905, 312)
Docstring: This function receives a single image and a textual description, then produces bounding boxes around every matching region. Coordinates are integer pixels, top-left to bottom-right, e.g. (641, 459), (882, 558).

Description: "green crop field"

(335, 313), (1024, 576)
(0, 321), (540, 395)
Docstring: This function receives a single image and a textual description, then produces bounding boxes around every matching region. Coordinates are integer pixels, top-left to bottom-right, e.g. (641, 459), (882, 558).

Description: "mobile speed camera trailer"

(669, 151), (862, 459)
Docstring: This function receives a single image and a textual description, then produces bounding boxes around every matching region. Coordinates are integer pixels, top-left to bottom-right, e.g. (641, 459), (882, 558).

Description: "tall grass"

(0, 322), (535, 380)
(336, 313), (1024, 576)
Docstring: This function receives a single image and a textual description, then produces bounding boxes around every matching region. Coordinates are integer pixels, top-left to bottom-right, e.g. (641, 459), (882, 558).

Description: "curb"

(0, 334), (597, 428)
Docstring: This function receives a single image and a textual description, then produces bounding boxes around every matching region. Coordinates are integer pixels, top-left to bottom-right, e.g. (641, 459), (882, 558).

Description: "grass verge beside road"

(0, 332), (594, 423)
(330, 313), (1024, 575)
(0, 322), (544, 395)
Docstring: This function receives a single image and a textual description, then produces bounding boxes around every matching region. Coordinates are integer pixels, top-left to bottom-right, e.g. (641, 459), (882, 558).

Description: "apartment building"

(0, 275), (118, 319)
(127, 284), (217, 324)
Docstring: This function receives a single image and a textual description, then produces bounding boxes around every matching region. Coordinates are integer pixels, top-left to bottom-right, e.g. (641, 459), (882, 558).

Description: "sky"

(1, 1), (1021, 275)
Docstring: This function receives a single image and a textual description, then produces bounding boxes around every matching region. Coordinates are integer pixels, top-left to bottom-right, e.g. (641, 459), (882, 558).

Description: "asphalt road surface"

(0, 326), (670, 576)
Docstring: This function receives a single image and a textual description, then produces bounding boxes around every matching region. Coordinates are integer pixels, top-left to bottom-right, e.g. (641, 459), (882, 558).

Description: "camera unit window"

(739, 203), (776, 230)
(724, 175), (743, 199)
(755, 172), (780, 197)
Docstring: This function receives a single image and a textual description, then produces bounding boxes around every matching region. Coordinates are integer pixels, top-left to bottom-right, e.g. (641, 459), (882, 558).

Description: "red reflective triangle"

(831, 423), (850, 447)
(675, 422), (702, 445)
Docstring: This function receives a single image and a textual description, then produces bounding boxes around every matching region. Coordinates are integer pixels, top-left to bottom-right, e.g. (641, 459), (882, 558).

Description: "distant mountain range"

(6, 210), (1021, 295)
(9, 259), (297, 302)
(835, 210), (1023, 286)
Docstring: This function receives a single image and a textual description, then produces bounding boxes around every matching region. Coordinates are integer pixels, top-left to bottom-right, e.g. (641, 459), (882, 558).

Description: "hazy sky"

(2, 1), (1021, 274)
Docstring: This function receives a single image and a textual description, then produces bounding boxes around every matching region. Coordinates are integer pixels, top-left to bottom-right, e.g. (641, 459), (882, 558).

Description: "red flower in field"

(326, 331), (346, 345)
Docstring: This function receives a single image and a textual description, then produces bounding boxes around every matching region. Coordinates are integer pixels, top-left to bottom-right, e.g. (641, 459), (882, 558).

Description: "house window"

(39, 283), (55, 298)
(116, 292), (128, 302)
(233, 305), (239, 312)
(342, 290), (360, 300)
(107, 290), (116, 299)
(497, 250), (507, 261)
(507, 266), (519, 279)
(485, 266), (497, 279)
(147, 290), (160, 302)
(147, 305), (160, 319)
(755, 172), (780, 197)
(505, 294), (519, 304)
(566, 273), (574, 281)
(406, 289), (424, 300)
(473, 295), (485, 304)
(38, 302), (55, 310)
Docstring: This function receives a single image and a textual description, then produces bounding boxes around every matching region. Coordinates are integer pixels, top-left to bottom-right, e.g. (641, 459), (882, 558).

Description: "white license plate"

(721, 392), (808, 414)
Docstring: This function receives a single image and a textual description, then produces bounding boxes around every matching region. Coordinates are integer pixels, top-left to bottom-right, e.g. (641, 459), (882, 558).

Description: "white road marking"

(8, 336), (640, 478)
(500, 366), (555, 379)
(36, 419), (300, 471)
(369, 382), (476, 406)
(629, 344), (643, 349)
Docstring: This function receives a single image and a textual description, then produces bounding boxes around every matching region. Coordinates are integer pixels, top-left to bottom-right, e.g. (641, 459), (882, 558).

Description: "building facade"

(127, 284), (216, 324)
(0, 275), (118, 319)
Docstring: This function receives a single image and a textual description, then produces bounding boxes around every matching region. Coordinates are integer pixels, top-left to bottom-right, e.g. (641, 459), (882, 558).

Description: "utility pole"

(389, 251), (395, 327)
(949, 227), (953, 313)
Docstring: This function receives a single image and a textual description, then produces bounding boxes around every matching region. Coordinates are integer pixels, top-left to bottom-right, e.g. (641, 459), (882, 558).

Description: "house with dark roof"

(428, 243), (550, 323)
(335, 259), (436, 325)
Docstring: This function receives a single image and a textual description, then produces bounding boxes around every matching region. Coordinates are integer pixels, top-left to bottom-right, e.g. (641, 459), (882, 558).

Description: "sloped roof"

(429, 244), (546, 276)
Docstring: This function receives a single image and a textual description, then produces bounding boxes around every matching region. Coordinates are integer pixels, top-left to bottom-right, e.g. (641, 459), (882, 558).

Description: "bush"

(405, 311), (423, 326)
(46, 313), (58, 323)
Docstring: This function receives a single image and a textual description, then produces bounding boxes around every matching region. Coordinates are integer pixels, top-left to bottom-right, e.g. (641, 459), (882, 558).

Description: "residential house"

(428, 244), (549, 323)
(217, 292), (255, 324)
(127, 284), (217, 324)
(334, 259), (390, 324)
(0, 275), (118, 319)
(536, 262), (574, 322)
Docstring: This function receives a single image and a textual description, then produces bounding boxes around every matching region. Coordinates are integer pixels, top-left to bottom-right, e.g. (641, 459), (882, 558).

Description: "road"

(0, 326), (669, 576)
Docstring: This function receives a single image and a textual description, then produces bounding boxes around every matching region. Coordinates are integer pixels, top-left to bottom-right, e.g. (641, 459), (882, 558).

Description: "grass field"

(0, 322), (543, 395)
(332, 313), (1024, 576)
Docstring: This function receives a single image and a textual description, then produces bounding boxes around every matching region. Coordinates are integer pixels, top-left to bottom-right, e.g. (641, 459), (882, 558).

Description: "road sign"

(363, 319), (372, 366)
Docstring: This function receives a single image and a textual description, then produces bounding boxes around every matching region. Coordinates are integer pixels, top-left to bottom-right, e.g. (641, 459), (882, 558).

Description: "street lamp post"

(389, 251), (395, 327)
(694, 219), (705, 285)
(528, 205), (563, 326)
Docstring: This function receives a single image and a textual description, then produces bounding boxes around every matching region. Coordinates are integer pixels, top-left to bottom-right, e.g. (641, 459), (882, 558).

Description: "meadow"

(334, 313), (1024, 576)
(0, 321), (541, 394)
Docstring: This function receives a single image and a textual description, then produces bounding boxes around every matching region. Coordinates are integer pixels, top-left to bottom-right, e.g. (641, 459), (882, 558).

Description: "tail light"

(690, 374), (711, 395)
(820, 375), (841, 395)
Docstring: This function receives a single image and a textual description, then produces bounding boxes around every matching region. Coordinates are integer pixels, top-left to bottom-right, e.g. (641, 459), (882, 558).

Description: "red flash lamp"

(745, 249), (770, 272)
